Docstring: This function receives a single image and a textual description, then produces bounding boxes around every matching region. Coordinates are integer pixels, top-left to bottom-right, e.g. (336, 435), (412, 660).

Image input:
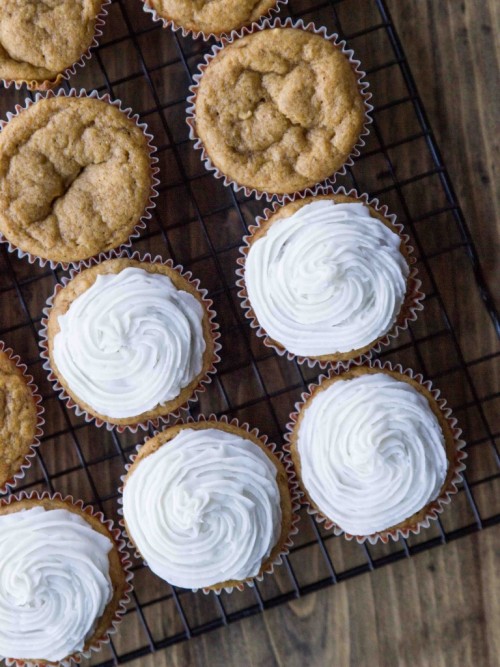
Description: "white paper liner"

(117, 414), (301, 594)
(284, 359), (467, 545)
(142, 0), (289, 41)
(235, 185), (425, 369)
(38, 249), (221, 433)
(0, 490), (133, 667)
(0, 342), (45, 495)
(0, 88), (160, 270)
(0, 0), (112, 91)
(186, 17), (373, 202)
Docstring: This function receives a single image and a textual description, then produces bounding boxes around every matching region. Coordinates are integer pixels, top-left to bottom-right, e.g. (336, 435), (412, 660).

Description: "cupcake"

(41, 254), (219, 430)
(0, 0), (109, 90)
(143, 0), (284, 39)
(287, 363), (466, 542)
(0, 343), (44, 492)
(0, 494), (130, 664)
(187, 20), (370, 198)
(237, 190), (423, 364)
(121, 418), (296, 591)
(0, 92), (156, 266)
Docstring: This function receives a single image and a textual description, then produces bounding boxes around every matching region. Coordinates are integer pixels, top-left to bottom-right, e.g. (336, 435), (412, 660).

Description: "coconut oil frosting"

(123, 427), (282, 589)
(0, 506), (113, 662)
(296, 373), (448, 536)
(244, 200), (409, 357)
(52, 266), (206, 419)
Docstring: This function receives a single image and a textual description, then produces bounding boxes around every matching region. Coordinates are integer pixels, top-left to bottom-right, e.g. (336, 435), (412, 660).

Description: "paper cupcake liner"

(186, 17), (373, 202)
(283, 359), (467, 545)
(39, 249), (221, 433)
(142, 0), (289, 41)
(0, 0), (112, 91)
(0, 88), (160, 270)
(1, 490), (133, 667)
(0, 342), (45, 496)
(117, 414), (301, 594)
(235, 185), (425, 368)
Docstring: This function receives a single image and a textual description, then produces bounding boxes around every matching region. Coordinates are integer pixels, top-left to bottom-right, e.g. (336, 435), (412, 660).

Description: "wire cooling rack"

(0, 0), (499, 664)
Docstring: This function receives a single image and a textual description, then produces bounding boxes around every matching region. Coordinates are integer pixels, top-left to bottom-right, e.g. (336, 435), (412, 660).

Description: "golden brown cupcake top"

(145, 0), (277, 36)
(194, 27), (367, 194)
(0, 96), (152, 264)
(0, 349), (38, 489)
(0, 0), (105, 88)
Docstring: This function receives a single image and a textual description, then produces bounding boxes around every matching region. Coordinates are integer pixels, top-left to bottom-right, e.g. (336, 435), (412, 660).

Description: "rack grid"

(0, 0), (498, 665)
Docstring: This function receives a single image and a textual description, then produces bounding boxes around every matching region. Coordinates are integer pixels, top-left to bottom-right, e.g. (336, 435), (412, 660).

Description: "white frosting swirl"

(123, 427), (282, 589)
(297, 373), (448, 535)
(53, 267), (206, 419)
(0, 506), (113, 662)
(245, 201), (410, 356)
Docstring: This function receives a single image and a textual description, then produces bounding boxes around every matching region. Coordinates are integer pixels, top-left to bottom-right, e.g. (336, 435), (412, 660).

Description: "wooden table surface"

(0, 1), (498, 666)
(126, 2), (499, 666)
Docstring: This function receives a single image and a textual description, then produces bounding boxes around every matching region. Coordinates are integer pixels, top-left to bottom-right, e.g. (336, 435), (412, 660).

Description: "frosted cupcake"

(121, 419), (295, 591)
(238, 192), (422, 364)
(0, 495), (130, 664)
(41, 255), (219, 429)
(287, 364), (465, 542)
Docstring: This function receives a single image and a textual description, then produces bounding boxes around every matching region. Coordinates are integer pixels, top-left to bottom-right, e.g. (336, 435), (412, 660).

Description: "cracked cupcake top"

(0, 95), (152, 264)
(0, 0), (105, 88)
(194, 27), (367, 194)
(145, 0), (278, 36)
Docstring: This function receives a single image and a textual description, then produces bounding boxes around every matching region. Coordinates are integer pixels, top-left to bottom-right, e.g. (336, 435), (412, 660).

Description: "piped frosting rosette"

(0, 491), (133, 667)
(0, 341), (44, 495)
(284, 360), (466, 544)
(236, 186), (424, 367)
(0, 88), (160, 270)
(39, 250), (221, 432)
(118, 415), (300, 593)
(186, 17), (373, 202)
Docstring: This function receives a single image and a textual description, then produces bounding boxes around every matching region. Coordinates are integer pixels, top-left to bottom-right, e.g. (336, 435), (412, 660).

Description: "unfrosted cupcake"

(239, 192), (421, 364)
(121, 419), (295, 590)
(0, 344), (43, 491)
(42, 255), (218, 429)
(287, 364), (465, 542)
(0, 0), (108, 90)
(0, 495), (129, 664)
(188, 23), (370, 196)
(143, 0), (282, 38)
(0, 93), (155, 266)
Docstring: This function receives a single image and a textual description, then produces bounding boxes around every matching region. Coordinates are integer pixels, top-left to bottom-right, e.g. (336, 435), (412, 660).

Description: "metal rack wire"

(0, 0), (498, 665)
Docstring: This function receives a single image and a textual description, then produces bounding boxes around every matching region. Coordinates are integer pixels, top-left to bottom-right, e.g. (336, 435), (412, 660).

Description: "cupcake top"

(193, 27), (366, 194)
(0, 503), (114, 662)
(292, 369), (449, 536)
(145, 0), (278, 36)
(47, 258), (213, 426)
(0, 1), (105, 88)
(0, 95), (152, 264)
(0, 348), (38, 489)
(243, 196), (410, 360)
(122, 422), (290, 589)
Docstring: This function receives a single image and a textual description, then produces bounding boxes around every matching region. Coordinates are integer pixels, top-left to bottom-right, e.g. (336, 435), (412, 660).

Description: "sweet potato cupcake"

(121, 418), (297, 591)
(0, 0), (109, 90)
(41, 254), (219, 430)
(0, 92), (157, 267)
(187, 20), (371, 198)
(0, 343), (44, 492)
(286, 363), (466, 543)
(143, 0), (285, 39)
(237, 190), (423, 365)
(0, 494), (131, 665)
